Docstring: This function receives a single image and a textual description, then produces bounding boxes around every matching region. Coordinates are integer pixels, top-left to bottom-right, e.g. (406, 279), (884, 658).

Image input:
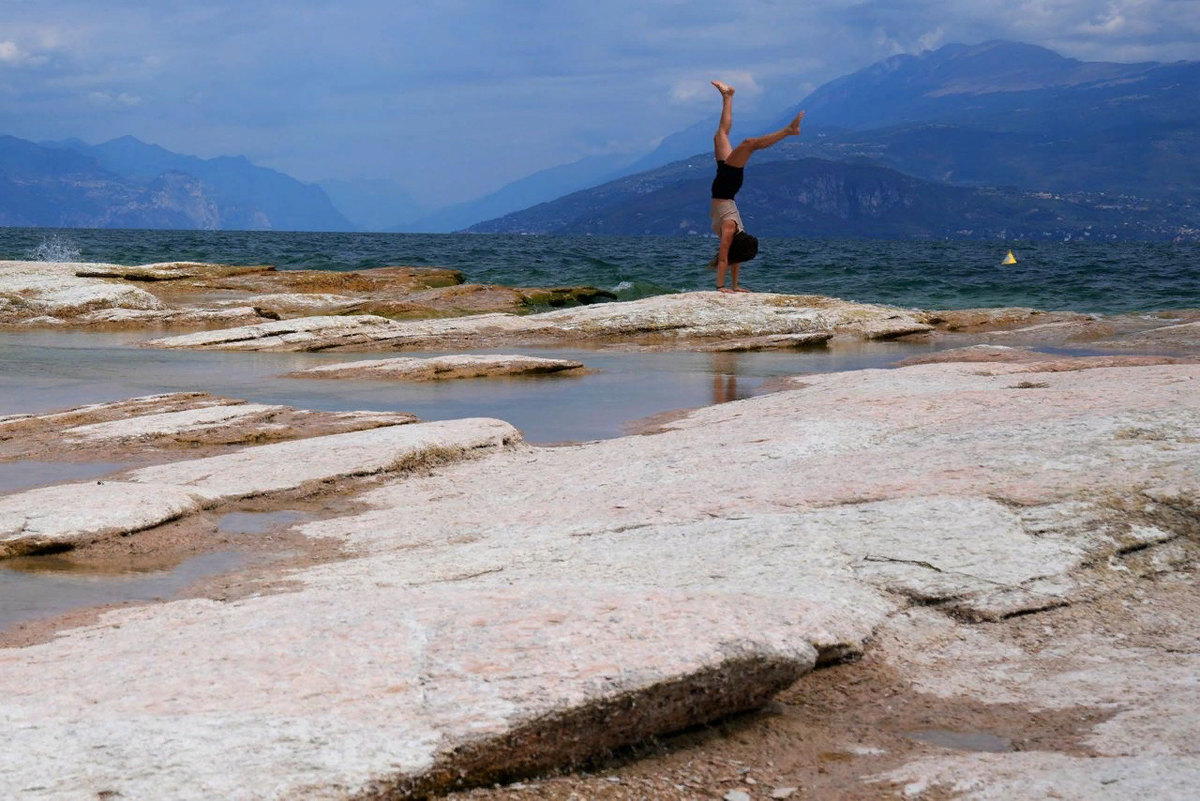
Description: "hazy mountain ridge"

(466, 154), (1199, 241)
(397, 153), (638, 233)
(3, 40), (1197, 236)
(468, 41), (1199, 240)
(0, 135), (352, 231)
(768, 41), (1200, 194)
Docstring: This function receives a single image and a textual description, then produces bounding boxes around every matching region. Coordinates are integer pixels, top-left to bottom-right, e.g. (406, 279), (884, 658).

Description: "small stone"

(725, 791), (752, 801)
(772, 788), (799, 799)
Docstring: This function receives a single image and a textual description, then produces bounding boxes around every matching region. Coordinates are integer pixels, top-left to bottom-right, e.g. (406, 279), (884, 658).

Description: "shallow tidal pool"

(0, 330), (941, 634)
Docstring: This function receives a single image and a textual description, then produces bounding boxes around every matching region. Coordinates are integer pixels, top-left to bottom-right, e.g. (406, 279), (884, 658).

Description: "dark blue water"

(2, 227), (1198, 314)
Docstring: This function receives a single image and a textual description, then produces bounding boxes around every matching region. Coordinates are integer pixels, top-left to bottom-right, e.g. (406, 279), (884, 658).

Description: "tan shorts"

(710, 199), (744, 235)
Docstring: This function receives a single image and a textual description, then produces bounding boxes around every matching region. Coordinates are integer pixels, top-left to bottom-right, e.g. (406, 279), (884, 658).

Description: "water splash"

(27, 235), (82, 263)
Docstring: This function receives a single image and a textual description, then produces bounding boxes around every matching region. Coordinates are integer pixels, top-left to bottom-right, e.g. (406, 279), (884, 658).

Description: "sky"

(2, 1), (1199, 207)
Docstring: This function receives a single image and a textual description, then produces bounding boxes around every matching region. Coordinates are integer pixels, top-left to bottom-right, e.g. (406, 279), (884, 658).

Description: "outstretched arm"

(717, 219), (736, 267)
(716, 219), (738, 290)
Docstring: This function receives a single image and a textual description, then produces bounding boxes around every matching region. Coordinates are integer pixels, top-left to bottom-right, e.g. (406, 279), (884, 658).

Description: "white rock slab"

(25, 283), (166, 316)
(0, 418), (519, 557)
(79, 306), (267, 327)
(1, 361), (1198, 799)
(125, 417), (520, 501)
(877, 753), (1200, 801)
(140, 313), (406, 350)
(62, 403), (289, 441)
(871, 599), (1200, 800)
(698, 332), (834, 351)
(222, 292), (362, 314)
(73, 262), (269, 281)
(0, 584), (817, 800)
(141, 293), (932, 351)
(0, 393), (222, 430)
(0, 482), (202, 558)
(1093, 319), (1200, 352)
(0, 261), (167, 319)
(290, 354), (585, 381)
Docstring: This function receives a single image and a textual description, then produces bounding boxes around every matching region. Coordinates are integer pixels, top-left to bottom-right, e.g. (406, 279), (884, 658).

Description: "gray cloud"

(0, 0), (1196, 205)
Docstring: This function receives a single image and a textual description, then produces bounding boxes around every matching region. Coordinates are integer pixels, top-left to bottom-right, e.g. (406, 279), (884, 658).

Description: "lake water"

(2, 228), (1198, 314)
(0, 331), (932, 445)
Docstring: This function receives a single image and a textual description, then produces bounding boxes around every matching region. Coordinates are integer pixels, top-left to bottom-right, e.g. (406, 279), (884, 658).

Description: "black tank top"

(711, 160), (744, 200)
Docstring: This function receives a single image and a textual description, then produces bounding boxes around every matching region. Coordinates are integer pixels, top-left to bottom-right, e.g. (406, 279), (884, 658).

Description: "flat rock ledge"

(894, 344), (1200, 371)
(141, 292), (933, 351)
(0, 417), (519, 558)
(1, 261), (615, 329)
(287, 354), (586, 381)
(2, 358), (1199, 799)
(0, 392), (419, 461)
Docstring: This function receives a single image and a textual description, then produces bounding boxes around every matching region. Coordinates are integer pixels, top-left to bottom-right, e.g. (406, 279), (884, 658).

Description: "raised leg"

(712, 81), (735, 162)
(724, 111), (804, 168)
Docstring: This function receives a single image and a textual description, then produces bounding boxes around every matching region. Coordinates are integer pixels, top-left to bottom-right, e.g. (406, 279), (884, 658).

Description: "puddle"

(217, 510), (316, 535)
(0, 334), (945, 635)
(0, 460), (136, 495)
(907, 729), (1012, 752)
(0, 550), (245, 633)
(0, 332), (943, 444)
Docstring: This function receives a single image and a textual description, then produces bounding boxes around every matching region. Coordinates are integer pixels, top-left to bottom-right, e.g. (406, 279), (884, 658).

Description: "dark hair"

(728, 230), (758, 263)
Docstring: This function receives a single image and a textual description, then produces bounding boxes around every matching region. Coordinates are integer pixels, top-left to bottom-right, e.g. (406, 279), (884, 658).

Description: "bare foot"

(711, 80), (735, 98)
(734, 287), (752, 293)
(718, 286), (736, 294)
(785, 111), (805, 135)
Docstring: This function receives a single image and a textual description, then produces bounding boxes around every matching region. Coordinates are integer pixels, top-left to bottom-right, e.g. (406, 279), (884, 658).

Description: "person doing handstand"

(709, 80), (804, 293)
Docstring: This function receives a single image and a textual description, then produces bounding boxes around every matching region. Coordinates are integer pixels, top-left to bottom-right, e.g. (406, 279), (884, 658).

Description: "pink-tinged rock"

(62, 403), (289, 441)
(288, 354), (585, 381)
(2, 361), (1199, 798)
(125, 417), (521, 501)
(142, 292), (932, 351)
(0, 482), (202, 558)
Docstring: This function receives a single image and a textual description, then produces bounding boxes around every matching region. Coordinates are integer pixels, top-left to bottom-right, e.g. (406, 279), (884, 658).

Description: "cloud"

(0, 0), (1196, 205)
(87, 90), (141, 106)
(0, 39), (49, 67)
(670, 73), (763, 105)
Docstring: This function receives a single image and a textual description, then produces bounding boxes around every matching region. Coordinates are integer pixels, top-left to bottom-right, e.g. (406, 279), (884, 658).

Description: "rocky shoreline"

(2, 260), (1200, 800)
(6, 258), (1200, 354)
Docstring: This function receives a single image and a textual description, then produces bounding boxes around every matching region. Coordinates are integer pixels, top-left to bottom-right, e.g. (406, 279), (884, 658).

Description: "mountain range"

(1, 40), (1197, 238)
(467, 41), (1200, 240)
(0, 135), (353, 231)
(465, 154), (1199, 241)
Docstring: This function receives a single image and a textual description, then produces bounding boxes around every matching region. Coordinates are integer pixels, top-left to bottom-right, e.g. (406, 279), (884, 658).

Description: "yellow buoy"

(1001, 249), (1017, 265)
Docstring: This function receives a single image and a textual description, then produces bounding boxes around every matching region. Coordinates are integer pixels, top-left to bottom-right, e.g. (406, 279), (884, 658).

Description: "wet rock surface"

(9, 260), (1200, 356)
(1, 260), (613, 330)
(141, 292), (935, 352)
(904, 308), (1200, 356)
(894, 344), (1200, 372)
(1, 416), (519, 558)
(1, 354), (1198, 798)
(0, 392), (418, 463)
(6, 260), (1200, 798)
(287, 354), (587, 381)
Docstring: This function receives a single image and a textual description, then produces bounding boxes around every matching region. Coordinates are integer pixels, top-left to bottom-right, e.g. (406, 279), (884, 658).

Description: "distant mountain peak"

(796, 39), (1178, 130)
(0, 132), (353, 231)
